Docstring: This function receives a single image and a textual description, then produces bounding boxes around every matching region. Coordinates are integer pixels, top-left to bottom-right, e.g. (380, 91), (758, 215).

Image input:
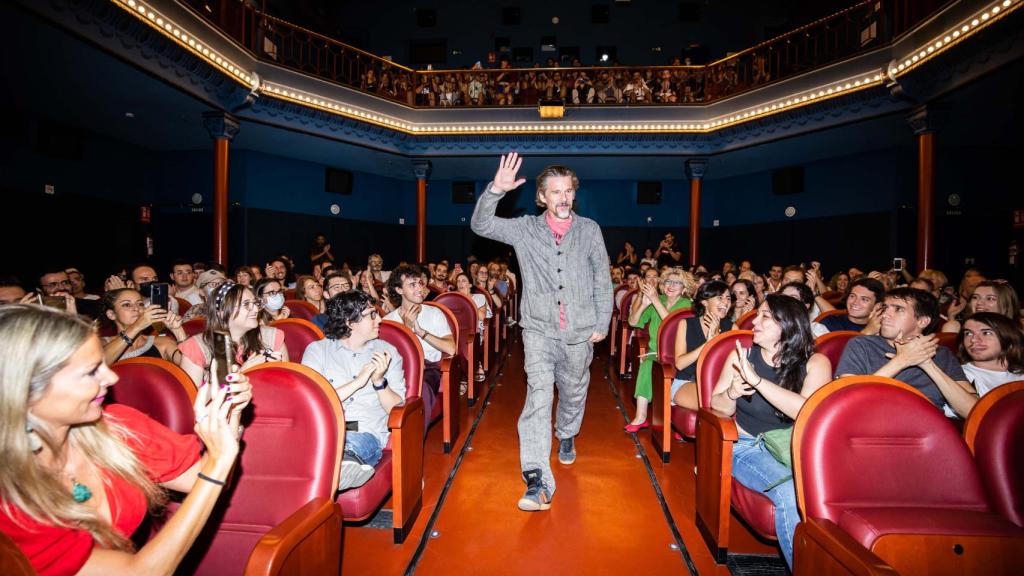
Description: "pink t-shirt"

(545, 212), (573, 330)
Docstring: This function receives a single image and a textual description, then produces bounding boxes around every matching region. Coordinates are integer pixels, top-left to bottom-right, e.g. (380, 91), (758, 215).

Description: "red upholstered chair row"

(812, 330), (861, 372)
(174, 296), (192, 317)
(270, 318), (324, 363)
(820, 290), (845, 307)
(648, 307), (694, 462)
(109, 357), (197, 435)
(792, 377), (1024, 576)
(964, 381), (1024, 529)
(618, 289), (638, 377)
(423, 302), (462, 453)
(284, 300), (320, 322)
(182, 318), (206, 337)
(813, 308), (847, 323)
(434, 292), (480, 406)
(336, 320), (425, 543)
(735, 309), (756, 330)
(609, 284), (630, 357)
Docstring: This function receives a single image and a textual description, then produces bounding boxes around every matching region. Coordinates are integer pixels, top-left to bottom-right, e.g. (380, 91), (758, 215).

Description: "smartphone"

(139, 282), (170, 310)
(892, 257), (904, 272)
(41, 295), (66, 309)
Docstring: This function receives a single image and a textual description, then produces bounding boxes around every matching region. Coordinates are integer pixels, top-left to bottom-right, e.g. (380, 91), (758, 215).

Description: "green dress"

(633, 295), (692, 401)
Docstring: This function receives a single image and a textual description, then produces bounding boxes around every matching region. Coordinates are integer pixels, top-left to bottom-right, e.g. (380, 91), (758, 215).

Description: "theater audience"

(835, 287), (977, 418)
(670, 280), (733, 414)
(296, 275), (326, 313)
(654, 233), (683, 268)
(958, 312), (1024, 398)
(819, 277), (885, 334)
(454, 272), (491, 385)
(625, 268), (695, 430)
(474, 264), (503, 311)
(36, 268), (78, 315)
(170, 261), (201, 306)
(263, 258), (290, 288)
(367, 254), (389, 284)
(309, 232), (335, 268)
(255, 278), (291, 324)
(234, 266), (254, 287)
(65, 268), (99, 300)
(709, 294), (832, 568)
(302, 291), (406, 490)
(730, 278), (759, 323)
(779, 282), (829, 337)
(942, 280), (1021, 333)
(765, 264), (784, 293)
(181, 270), (228, 322)
(828, 271), (850, 294)
(0, 305), (250, 575)
(101, 288), (184, 364)
(429, 261), (452, 294)
(0, 276), (33, 305)
(616, 241), (638, 267)
(178, 283), (288, 388)
(385, 265), (455, 431)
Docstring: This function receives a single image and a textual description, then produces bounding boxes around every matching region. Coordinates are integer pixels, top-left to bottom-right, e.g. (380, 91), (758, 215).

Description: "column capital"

(906, 105), (949, 136)
(685, 158), (709, 180)
(412, 159), (433, 181)
(203, 111), (240, 141)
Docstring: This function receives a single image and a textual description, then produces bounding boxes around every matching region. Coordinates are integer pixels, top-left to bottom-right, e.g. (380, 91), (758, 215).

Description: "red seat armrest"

(695, 407), (739, 563)
(793, 518), (898, 576)
(388, 397), (425, 543)
(246, 497), (343, 576)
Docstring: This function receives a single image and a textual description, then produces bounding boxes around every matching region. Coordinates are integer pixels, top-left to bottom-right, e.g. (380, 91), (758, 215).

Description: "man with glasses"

(302, 291), (406, 491)
(170, 260), (202, 306)
(36, 268), (80, 316)
(472, 153), (613, 512)
(312, 272), (354, 330)
(386, 265), (455, 434)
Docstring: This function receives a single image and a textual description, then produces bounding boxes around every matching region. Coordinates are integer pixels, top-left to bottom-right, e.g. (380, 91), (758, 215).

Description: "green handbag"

(756, 427), (793, 492)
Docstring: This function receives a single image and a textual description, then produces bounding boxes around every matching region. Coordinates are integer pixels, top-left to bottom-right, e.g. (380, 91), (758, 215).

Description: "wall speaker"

(452, 181), (475, 204)
(637, 181), (662, 204)
(772, 166), (804, 195)
(325, 168), (353, 195)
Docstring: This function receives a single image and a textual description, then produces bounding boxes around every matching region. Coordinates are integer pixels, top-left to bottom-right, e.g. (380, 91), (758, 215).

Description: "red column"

(907, 106), (945, 274)
(685, 159), (708, 268)
(203, 112), (240, 268)
(412, 160), (432, 263)
(916, 132), (935, 272)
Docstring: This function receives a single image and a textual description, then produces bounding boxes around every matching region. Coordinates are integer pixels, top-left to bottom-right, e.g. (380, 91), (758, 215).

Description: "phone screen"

(892, 258), (904, 272)
(140, 282), (170, 310)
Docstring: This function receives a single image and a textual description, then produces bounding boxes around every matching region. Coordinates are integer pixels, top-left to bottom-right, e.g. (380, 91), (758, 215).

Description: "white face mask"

(264, 293), (285, 311)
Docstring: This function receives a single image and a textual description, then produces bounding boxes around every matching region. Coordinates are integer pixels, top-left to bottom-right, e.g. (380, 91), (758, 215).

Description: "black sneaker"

(517, 469), (552, 511)
(558, 437), (576, 465)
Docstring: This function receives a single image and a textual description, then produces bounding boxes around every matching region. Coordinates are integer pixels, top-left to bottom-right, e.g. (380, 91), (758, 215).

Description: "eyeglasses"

(360, 309), (380, 320)
(239, 299), (260, 311)
(262, 289), (283, 298)
(663, 280), (684, 287)
(41, 280), (72, 289)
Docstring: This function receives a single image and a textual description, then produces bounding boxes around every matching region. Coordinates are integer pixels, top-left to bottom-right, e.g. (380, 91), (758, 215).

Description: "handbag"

(756, 426), (793, 492)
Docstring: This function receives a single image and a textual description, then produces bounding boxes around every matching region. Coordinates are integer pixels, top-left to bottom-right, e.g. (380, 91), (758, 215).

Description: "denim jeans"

(345, 431), (383, 467)
(732, 433), (799, 568)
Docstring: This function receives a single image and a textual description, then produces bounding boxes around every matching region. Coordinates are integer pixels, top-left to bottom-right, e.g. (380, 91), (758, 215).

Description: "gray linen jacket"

(471, 183), (613, 344)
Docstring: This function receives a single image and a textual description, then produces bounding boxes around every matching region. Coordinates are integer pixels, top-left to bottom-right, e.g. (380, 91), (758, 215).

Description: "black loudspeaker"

(772, 166), (804, 195)
(325, 168), (353, 195)
(637, 181), (662, 204)
(452, 181), (475, 204)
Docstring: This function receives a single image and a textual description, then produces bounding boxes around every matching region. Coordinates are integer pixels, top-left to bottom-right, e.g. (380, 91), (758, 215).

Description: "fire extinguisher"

(1010, 240), (1019, 267)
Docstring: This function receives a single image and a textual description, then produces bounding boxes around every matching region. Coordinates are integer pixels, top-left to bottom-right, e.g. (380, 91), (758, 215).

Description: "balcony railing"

(185, 0), (945, 108)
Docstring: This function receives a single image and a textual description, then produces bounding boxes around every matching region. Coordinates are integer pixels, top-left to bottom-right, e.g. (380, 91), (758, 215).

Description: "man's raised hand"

(491, 153), (526, 194)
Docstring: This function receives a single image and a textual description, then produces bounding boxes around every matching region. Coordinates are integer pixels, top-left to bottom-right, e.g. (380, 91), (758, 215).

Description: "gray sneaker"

(339, 460), (375, 491)
(517, 469), (552, 511)
(558, 437), (576, 465)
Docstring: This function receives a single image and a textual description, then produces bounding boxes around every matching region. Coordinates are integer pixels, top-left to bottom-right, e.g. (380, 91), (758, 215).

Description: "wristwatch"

(372, 377), (389, 391)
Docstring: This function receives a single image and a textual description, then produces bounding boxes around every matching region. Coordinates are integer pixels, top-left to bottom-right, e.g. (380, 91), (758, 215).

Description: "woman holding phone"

(101, 288), (185, 364)
(0, 305), (252, 575)
(178, 282), (289, 387)
(709, 294), (831, 568)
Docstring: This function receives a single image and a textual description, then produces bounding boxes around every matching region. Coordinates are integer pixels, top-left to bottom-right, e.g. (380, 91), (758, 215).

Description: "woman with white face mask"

(254, 278), (291, 324)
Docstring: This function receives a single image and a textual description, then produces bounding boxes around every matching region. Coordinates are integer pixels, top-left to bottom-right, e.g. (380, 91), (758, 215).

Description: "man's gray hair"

(535, 165), (579, 208)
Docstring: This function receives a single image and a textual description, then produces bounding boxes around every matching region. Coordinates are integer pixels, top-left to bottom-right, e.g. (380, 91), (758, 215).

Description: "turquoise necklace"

(69, 475), (92, 503)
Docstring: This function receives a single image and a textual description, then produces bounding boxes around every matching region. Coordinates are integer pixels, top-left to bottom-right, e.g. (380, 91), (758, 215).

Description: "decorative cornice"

(203, 111), (240, 141)
(411, 160), (432, 181)
(685, 159), (709, 180)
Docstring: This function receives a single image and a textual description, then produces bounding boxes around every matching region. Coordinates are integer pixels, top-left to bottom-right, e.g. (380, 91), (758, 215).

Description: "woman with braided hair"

(178, 282), (289, 387)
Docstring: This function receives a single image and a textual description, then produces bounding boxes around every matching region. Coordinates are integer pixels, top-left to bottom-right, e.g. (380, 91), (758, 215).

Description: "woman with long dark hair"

(709, 294), (832, 568)
(668, 280), (734, 418)
(730, 278), (759, 323)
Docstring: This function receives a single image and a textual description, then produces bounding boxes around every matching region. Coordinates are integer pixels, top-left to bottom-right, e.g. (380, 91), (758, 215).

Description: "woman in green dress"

(625, 267), (696, 431)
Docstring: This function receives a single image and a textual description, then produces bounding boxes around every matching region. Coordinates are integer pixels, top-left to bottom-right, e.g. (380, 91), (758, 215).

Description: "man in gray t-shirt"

(835, 287), (977, 418)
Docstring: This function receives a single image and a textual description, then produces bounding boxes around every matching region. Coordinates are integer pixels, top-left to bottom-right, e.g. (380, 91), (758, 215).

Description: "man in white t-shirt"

(170, 261), (203, 306)
(385, 264), (456, 433)
(960, 312), (1024, 397)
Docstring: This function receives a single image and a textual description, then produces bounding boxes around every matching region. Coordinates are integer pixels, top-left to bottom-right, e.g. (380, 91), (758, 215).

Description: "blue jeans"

(732, 433), (799, 568)
(345, 431), (383, 467)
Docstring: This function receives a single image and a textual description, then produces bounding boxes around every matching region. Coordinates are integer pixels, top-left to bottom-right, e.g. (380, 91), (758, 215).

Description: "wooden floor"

(342, 330), (779, 575)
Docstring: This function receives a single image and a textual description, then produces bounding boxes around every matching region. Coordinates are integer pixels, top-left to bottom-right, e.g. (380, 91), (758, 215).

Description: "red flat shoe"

(624, 421), (649, 433)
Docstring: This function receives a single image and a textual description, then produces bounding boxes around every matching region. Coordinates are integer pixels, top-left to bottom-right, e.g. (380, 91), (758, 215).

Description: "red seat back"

(735, 309), (756, 330)
(378, 320), (424, 400)
(619, 288), (639, 319)
(185, 363), (343, 575)
(813, 330), (860, 374)
(182, 318), (206, 337)
(174, 297), (192, 317)
(612, 285), (629, 313)
(423, 302), (460, 353)
(269, 318), (324, 363)
(285, 299), (320, 321)
(696, 331), (753, 408)
(434, 292), (478, 348)
(936, 331), (959, 355)
(965, 382), (1024, 528)
(794, 376), (991, 526)
(283, 288), (297, 300)
(109, 358), (197, 435)
(657, 308), (694, 364)
(814, 309), (847, 323)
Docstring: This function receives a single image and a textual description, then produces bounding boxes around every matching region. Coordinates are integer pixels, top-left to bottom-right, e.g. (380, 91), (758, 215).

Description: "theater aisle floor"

(342, 332), (776, 575)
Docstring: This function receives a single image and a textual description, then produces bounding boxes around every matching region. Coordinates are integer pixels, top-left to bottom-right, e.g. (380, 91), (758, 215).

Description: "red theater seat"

(109, 357), (197, 435)
(814, 330), (861, 372)
(814, 309), (847, 323)
(423, 301), (462, 453)
(821, 290), (845, 307)
(649, 307), (693, 462)
(270, 318), (324, 363)
(182, 362), (344, 576)
(610, 284), (630, 357)
(936, 331), (959, 355)
(285, 300), (320, 321)
(182, 318), (206, 337)
(964, 381), (1024, 528)
(618, 288), (639, 378)
(435, 292), (480, 406)
(735, 309), (756, 330)
(174, 296), (192, 317)
(792, 377), (1024, 576)
(335, 320), (425, 543)
(283, 288), (297, 300)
